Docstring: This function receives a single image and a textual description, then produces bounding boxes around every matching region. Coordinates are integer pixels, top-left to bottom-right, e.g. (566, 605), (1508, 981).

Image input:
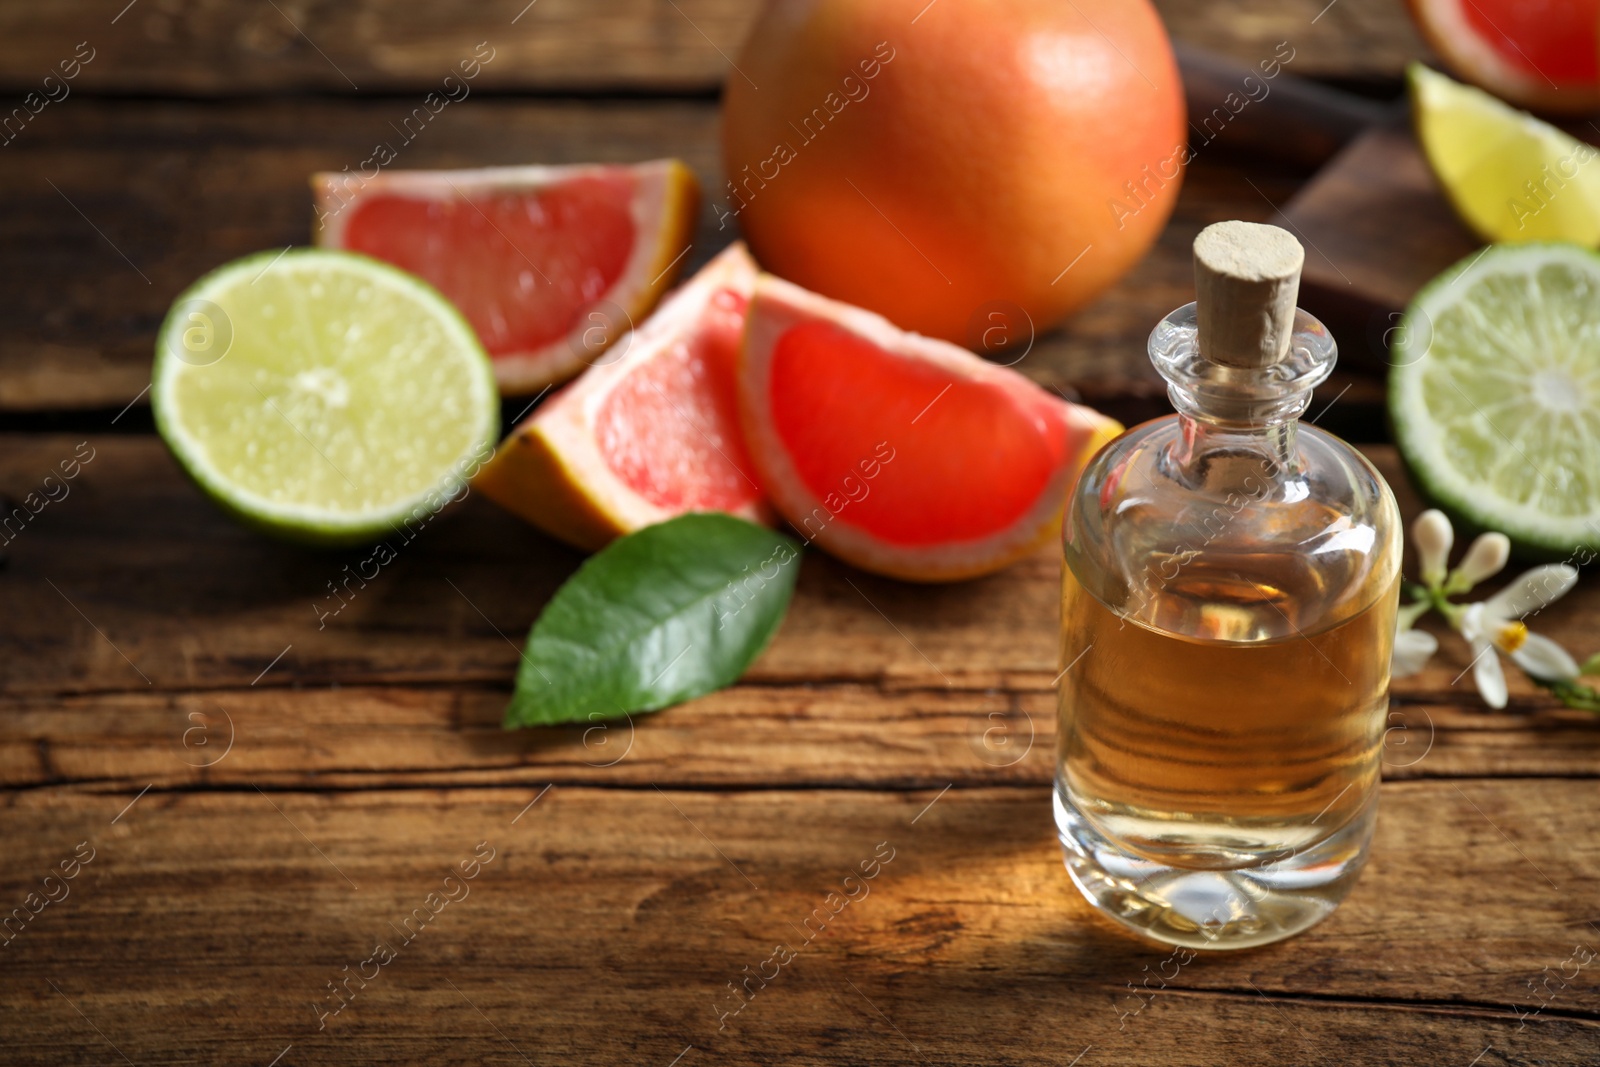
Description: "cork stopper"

(1193, 221), (1305, 369)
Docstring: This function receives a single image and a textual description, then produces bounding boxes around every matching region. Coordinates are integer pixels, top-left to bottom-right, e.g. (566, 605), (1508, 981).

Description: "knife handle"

(1177, 44), (1392, 169)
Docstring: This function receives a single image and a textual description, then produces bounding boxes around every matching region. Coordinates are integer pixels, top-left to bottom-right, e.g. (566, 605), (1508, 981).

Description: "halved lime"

(1391, 242), (1600, 558)
(1410, 62), (1600, 245)
(152, 249), (499, 545)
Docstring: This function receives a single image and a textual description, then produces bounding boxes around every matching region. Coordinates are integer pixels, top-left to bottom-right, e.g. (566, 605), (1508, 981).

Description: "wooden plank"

(0, 96), (1317, 413)
(1285, 121), (1477, 314)
(1161, 0), (1430, 83)
(0, 0), (1427, 96)
(0, 783), (1594, 1066)
(1175, 44), (1389, 171)
(5, 436), (1597, 702)
(0, 98), (722, 411)
(0, 433), (1067, 694)
(5, 435), (1597, 792)
(1281, 122), (1482, 372)
(5, 682), (1599, 792)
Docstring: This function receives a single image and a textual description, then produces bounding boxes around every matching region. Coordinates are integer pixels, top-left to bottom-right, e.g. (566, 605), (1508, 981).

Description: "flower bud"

(1411, 509), (1453, 587)
(1449, 532), (1511, 592)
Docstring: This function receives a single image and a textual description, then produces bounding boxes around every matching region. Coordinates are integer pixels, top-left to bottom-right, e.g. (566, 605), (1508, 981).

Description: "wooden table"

(4, 2), (1598, 1064)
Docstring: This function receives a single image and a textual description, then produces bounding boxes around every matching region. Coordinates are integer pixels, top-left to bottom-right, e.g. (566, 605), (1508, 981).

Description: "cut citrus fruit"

(474, 243), (770, 550)
(314, 160), (700, 395)
(738, 275), (1122, 581)
(152, 248), (499, 546)
(1411, 63), (1600, 245)
(1405, 0), (1600, 113)
(1391, 242), (1600, 557)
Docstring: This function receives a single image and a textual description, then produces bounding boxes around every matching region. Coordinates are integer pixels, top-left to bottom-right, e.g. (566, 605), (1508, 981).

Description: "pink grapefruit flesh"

(594, 286), (754, 513)
(342, 174), (635, 355)
(1460, 0), (1599, 83)
(1406, 0), (1600, 112)
(739, 274), (1122, 581)
(473, 243), (769, 550)
(314, 160), (700, 394)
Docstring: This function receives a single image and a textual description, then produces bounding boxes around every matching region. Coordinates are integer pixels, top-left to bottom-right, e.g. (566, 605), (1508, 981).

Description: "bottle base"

(1052, 786), (1376, 951)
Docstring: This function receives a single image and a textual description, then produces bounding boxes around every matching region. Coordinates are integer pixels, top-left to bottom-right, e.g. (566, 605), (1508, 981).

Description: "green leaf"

(1581, 653), (1600, 678)
(505, 514), (801, 728)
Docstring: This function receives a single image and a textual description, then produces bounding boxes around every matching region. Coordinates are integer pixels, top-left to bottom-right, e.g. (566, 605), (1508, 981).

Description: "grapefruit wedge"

(1405, 0), (1600, 113)
(313, 160), (700, 394)
(739, 275), (1122, 582)
(473, 243), (770, 550)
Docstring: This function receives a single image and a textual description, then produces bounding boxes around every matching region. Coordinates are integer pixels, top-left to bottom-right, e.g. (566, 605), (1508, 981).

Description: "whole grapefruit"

(721, 0), (1185, 348)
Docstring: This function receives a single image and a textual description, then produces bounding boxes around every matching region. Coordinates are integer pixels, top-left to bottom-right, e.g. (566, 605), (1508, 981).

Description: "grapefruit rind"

(474, 243), (770, 551)
(313, 160), (701, 395)
(738, 274), (1122, 582)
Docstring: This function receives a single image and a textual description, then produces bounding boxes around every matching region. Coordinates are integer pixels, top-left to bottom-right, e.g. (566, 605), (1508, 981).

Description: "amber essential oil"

(1054, 222), (1402, 950)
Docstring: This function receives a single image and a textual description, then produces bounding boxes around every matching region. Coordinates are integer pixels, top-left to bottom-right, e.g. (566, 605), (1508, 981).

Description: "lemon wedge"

(1410, 63), (1600, 245)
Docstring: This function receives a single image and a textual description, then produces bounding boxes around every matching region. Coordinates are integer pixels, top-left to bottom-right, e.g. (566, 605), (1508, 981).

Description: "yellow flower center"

(1495, 621), (1529, 654)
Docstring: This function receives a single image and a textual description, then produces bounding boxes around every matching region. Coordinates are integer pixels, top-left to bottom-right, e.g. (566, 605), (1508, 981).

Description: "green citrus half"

(152, 249), (499, 546)
(1391, 242), (1600, 558)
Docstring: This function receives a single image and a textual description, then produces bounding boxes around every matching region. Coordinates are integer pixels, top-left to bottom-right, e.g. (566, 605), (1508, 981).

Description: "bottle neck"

(1147, 300), (1334, 492)
(1166, 412), (1300, 493)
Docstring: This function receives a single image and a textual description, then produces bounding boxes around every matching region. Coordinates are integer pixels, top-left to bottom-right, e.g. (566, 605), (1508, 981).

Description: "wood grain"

(0, 0), (1428, 96)
(7, 437), (1597, 701)
(0, 95), (1324, 414)
(0, 783), (1593, 1067)
(4, 435), (1598, 797)
(5, 682), (1600, 793)
(2, 8), (1582, 1066)
(1281, 121), (1481, 370)
(0, 98), (721, 411)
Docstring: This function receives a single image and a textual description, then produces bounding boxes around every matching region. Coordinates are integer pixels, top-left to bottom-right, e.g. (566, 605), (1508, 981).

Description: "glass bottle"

(1054, 221), (1402, 950)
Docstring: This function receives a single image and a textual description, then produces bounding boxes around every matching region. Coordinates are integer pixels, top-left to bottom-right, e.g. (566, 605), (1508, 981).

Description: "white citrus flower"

(1459, 564), (1581, 709)
(1391, 600), (1437, 678)
(1392, 627), (1439, 678)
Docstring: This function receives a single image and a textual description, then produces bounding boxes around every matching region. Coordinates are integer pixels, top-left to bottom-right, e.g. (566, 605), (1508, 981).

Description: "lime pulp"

(151, 248), (499, 545)
(1391, 242), (1600, 557)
